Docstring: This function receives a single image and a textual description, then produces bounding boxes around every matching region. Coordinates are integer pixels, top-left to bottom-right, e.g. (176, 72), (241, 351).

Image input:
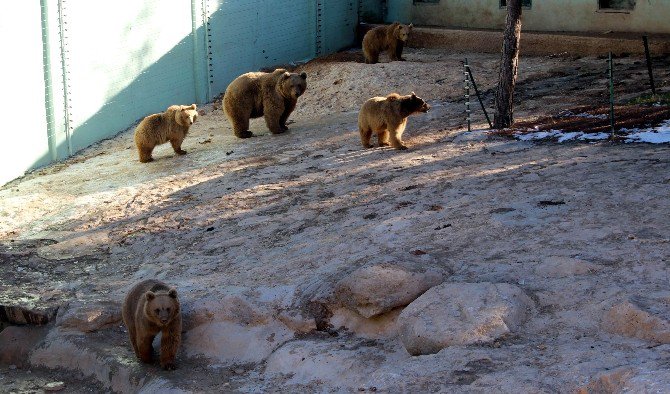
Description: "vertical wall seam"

(56, 0), (72, 156)
(204, 0), (213, 101)
(315, 0), (323, 57)
(40, 0), (57, 162)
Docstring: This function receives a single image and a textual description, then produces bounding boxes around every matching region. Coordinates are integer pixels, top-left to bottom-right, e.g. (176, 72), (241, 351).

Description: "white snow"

(514, 119), (670, 144)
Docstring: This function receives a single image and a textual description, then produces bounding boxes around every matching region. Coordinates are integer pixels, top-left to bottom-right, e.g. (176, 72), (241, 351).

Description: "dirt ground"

(1, 48), (670, 392)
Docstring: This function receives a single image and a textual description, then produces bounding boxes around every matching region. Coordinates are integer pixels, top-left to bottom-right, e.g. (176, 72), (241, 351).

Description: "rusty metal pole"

(642, 35), (656, 95)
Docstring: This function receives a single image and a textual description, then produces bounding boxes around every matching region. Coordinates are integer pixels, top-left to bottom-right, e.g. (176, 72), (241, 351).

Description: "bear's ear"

(168, 288), (178, 299)
(300, 72), (307, 80)
(409, 23), (413, 29)
(189, 104), (196, 110)
(282, 71), (291, 80)
(411, 91), (416, 97)
(145, 291), (156, 301)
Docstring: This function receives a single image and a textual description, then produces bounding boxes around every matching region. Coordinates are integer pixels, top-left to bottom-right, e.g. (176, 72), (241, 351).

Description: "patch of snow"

(578, 132), (609, 141)
(514, 119), (670, 144)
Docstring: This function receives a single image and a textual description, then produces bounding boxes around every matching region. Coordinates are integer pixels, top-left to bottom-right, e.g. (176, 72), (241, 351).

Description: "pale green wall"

(387, 0), (670, 34)
(1, 0), (360, 186)
(1, 2), (51, 186)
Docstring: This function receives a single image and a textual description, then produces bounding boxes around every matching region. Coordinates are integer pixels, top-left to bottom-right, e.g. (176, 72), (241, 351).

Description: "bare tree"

(493, 0), (523, 129)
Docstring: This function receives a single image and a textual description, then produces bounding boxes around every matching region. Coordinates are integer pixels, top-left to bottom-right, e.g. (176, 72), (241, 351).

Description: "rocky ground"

(1, 48), (670, 393)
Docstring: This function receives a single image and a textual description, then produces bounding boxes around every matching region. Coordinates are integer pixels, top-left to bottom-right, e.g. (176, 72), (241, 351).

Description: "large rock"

(0, 325), (47, 367)
(602, 301), (670, 343)
(56, 301), (121, 333)
(398, 282), (533, 355)
(334, 263), (445, 318)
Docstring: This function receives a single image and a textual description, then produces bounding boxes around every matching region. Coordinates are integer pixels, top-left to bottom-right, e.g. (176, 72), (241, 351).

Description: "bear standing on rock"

(134, 104), (198, 163)
(223, 69), (307, 138)
(362, 22), (413, 64)
(122, 279), (182, 370)
(358, 92), (430, 150)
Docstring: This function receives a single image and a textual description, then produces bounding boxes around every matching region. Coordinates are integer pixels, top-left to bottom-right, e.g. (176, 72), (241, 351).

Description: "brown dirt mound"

(502, 105), (670, 135)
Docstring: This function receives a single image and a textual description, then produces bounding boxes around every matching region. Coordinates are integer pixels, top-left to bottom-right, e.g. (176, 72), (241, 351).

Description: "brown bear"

(134, 104), (198, 163)
(358, 92), (430, 150)
(122, 279), (182, 370)
(362, 22), (413, 64)
(223, 69), (307, 138)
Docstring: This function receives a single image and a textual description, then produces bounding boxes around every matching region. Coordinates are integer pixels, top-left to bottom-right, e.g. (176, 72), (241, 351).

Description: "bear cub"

(122, 279), (182, 370)
(134, 104), (198, 163)
(223, 69), (307, 138)
(358, 92), (430, 150)
(362, 22), (413, 64)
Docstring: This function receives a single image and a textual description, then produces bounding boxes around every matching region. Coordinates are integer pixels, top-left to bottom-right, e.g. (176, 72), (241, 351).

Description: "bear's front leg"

(395, 41), (406, 61)
(389, 122), (408, 150)
(136, 334), (155, 363)
(279, 100), (297, 131)
(170, 137), (187, 155)
(159, 327), (181, 370)
(264, 107), (286, 134)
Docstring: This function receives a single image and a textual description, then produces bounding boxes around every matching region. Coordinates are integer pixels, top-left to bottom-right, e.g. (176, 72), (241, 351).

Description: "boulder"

(602, 301), (670, 343)
(334, 263), (445, 318)
(398, 282), (533, 355)
(56, 301), (121, 333)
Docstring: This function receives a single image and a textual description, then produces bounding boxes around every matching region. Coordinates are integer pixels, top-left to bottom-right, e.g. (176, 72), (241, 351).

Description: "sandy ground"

(1, 49), (670, 392)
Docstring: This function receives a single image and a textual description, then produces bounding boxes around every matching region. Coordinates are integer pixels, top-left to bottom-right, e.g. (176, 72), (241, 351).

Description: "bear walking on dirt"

(122, 279), (182, 370)
(223, 69), (307, 138)
(134, 104), (198, 163)
(358, 92), (430, 150)
(362, 22), (413, 64)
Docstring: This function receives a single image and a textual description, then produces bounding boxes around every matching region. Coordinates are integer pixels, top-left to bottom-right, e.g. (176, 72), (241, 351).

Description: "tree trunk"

(493, 0), (523, 129)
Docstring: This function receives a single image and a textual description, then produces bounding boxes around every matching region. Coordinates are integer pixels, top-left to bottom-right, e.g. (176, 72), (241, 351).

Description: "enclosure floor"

(1, 49), (670, 392)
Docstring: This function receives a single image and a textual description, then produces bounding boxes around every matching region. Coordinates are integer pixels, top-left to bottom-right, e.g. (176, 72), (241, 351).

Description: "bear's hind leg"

(170, 137), (187, 155)
(230, 112), (253, 138)
(137, 144), (155, 163)
(360, 126), (374, 148)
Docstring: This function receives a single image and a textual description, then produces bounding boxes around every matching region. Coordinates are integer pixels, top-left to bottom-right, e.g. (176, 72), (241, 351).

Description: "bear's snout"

(421, 103), (430, 113)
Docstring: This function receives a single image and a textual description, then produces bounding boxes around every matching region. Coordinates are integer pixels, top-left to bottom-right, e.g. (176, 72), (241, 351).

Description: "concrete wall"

(1, 0), (360, 186)
(386, 0), (670, 34)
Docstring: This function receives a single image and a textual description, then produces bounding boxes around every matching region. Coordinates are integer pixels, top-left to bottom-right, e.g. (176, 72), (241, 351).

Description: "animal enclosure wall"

(379, 0), (670, 34)
(2, 0), (359, 186)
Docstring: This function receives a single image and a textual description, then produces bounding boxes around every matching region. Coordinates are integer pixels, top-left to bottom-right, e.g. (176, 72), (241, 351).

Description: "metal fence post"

(642, 35), (656, 95)
(608, 52), (615, 138)
(465, 58), (471, 132)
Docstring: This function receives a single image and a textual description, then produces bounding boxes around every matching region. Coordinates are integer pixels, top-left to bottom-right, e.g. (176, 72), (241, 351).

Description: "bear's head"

(278, 71), (307, 100)
(175, 104), (198, 127)
(394, 23), (413, 42)
(401, 92), (430, 115)
(144, 288), (180, 327)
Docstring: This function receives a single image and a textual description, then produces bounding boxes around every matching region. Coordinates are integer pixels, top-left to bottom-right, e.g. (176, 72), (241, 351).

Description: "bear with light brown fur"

(362, 22), (413, 64)
(134, 104), (198, 163)
(122, 279), (182, 370)
(223, 69), (307, 138)
(358, 92), (430, 150)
